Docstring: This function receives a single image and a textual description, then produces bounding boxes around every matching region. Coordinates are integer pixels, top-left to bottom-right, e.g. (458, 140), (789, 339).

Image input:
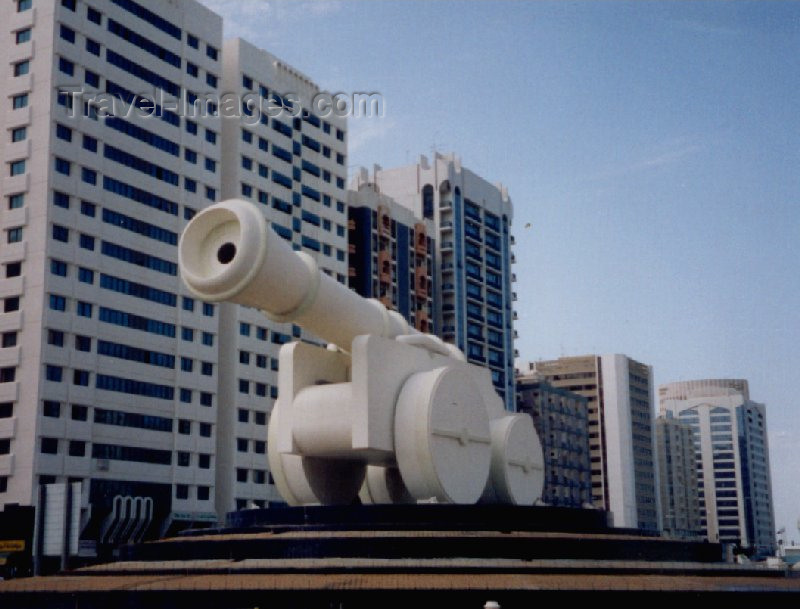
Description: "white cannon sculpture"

(179, 199), (544, 506)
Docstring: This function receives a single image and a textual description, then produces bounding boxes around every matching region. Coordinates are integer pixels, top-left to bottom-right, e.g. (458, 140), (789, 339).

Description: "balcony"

(440, 241), (453, 251)
(440, 220), (453, 231)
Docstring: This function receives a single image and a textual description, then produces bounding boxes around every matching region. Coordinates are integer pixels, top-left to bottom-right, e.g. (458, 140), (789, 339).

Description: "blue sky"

(200, 0), (800, 542)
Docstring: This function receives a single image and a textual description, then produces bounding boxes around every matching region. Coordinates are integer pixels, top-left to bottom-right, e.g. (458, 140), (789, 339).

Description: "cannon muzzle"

(179, 199), (413, 350)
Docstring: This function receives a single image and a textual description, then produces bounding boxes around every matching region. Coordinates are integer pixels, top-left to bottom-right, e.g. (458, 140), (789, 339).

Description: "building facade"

(524, 355), (659, 531)
(516, 376), (591, 508)
(659, 379), (776, 556)
(0, 0), (224, 550)
(374, 154), (517, 410)
(655, 413), (702, 539)
(215, 37), (349, 515)
(347, 167), (434, 331)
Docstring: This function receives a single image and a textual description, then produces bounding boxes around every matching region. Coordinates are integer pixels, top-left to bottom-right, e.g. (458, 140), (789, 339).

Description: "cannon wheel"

(394, 366), (492, 504)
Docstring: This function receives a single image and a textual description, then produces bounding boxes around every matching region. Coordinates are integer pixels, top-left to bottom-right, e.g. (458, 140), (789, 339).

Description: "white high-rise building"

(659, 379), (776, 556)
(374, 154), (517, 410)
(215, 38), (348, 515)
(0, 0), (224, 551)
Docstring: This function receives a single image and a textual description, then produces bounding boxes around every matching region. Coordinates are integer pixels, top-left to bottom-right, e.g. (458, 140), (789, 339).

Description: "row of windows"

(97, 339), (175, 369)
(105, 116), (179, 156)
(104, 144), (180, 186)
(107, 17), (181, 69)
(94, 407), (173, 432)
(102, 208), (178, 246)
(100, 306), (176, 338)
(110, 0), (181, 40)
(101, 240), (177, 276)
(103, 176), (177, 215)
(104, 80), (180, 128)
(96, 373), (175, 400)
(100, 273), (177, 307)
(105, 48), (180, 96)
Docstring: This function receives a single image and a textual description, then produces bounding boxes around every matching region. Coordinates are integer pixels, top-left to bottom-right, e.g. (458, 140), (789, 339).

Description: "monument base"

(2, 505), (798, 606)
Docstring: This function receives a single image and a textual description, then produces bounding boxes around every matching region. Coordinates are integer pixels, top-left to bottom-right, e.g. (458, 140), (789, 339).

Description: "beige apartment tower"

(524, 354), (659, 531)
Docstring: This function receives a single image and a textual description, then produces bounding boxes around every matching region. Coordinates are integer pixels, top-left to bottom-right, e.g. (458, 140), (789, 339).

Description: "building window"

(12, 94), (29, 110)
(202, 303), (214, 317)
(73, 370), (90, 386)
(178, 419), (191, 435)
(177, 452), (190, 467)
(55, 158), (70, 175)
(8, 193), (25, 209)
(43, 401), (61, 418)
(71, 405), (88, 421)
(4, 297), (20, 312)
(7, 227), (24, 244)
(81, 168), (97, 185)
(41, 437), (59, 454)
(68, 441), (86, 457)
(76, 301), (93, 318)
(75, 335), (91, 352)
(10, 160), (26, 176)
(237, 438), (248, 452)
(5, 262), (21, 278)
(11, 127), (27, 142)
(198, 454), (210, 469)
(48, 330), (64, 347)
(86, 38), (100, 55)
(199, 423), (211, 437)
(13, 60), (30, 77)
(197, 486), (209, 500)
(87, 6), (102, 24)
(58, 57), (74, 76)
(83, 134), (98, 152)
(17, 0), (32, 12)
(1, 331), (17, 348)
(49, 295), (66, 311)
(175, 484), (189, 500)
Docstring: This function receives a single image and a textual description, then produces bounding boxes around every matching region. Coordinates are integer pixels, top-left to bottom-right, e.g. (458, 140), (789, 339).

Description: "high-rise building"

(373, 154), (517, 410)
(0, 0), (224, 550)
(347, 167), (434, 331)
(215, 37), (349, 515)
(523, 355), (659, 531)
(659, 379), (776, 556)
(655, 413), (702, 539)
(516, 375), (591, 508)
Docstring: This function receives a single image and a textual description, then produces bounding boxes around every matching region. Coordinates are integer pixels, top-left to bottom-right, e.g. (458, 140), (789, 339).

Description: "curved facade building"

(659, 380), (776, 557)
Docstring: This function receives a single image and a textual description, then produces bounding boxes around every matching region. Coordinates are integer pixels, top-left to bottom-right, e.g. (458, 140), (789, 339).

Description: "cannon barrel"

(179, 199), (414, 350)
